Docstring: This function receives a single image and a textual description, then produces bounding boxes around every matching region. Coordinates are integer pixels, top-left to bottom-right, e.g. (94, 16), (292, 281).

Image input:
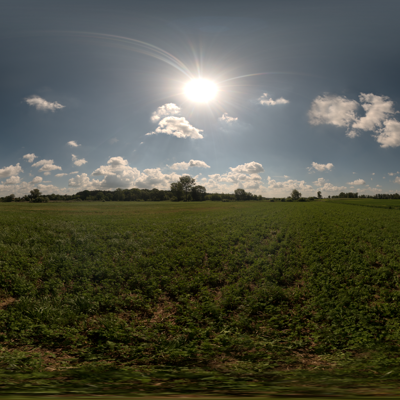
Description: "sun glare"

(184, 79), (218, 102)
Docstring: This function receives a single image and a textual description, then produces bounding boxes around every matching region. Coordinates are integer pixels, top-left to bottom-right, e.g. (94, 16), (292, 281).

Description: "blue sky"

(1, 0), (400, 197)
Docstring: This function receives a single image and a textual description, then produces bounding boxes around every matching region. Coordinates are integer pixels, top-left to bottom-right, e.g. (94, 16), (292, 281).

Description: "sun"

(184, 79), (218, 102)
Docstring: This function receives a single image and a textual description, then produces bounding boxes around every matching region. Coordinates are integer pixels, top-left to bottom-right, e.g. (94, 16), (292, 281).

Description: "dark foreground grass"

(1, 200), (400, 396)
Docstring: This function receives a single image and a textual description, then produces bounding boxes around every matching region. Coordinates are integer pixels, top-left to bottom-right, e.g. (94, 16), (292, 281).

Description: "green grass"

(1, 200), (400, 396)
(328, 198), (400, 209)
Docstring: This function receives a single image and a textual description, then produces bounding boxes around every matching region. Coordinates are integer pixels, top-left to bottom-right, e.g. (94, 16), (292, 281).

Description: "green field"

(328, 198), (400, 209)
(1, 200), (400, 396)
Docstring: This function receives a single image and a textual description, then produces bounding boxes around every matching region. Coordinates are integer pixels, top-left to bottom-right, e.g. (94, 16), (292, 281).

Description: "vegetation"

(1, 200), (400, 395)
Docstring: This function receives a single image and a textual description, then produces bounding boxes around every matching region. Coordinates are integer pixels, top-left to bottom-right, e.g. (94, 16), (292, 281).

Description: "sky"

(1, 0), (400, 198)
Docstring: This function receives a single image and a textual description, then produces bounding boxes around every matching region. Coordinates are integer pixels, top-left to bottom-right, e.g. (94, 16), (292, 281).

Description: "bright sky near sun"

(1, 0), (400, 197)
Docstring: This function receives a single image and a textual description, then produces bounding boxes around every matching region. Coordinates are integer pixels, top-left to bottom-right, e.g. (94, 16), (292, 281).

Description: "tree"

(5, 194), (15, 202)
(317, 191), (322, 199)
(191, 185), (206, 201)
(170, 181), (184, 201)
(234, 188), (246, 201)
(30, 188), (42, 199)
(291, 189), (301, 200)
(179, 175), (195, 201)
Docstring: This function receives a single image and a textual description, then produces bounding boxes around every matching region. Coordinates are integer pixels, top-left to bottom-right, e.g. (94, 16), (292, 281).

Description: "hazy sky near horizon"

(1, 0), (400, 197)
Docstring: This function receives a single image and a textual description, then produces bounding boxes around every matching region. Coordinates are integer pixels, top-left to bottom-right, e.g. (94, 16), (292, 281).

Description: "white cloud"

(230, 161), (264, 174)
(25, 95), (65, 112)
(69, 173), (100, 189)
(258, 93), (289, 106)
(309, 92), (400, 147)
(388, 172), (396, 176)
(394, 177), (400, 183)
(147, 116), (203, 139)
(151, 103), (181, 122)
(308, 162), (334, 172)
(55, 173), (68, 177)
(320, 182), (347, 192)
(110, 138), (119, 144)
(92, 156), (128, 176)
(68, 141), (80, 147)
(219, 113), (238, 124)
(32, 159), (62, 173)
(352, 93), (396, 132)
(23, 153), (37, 163)
(308, 94), (359, 128)
(70, 157), (182, 191)
(90, 157), (141, 189)
(72, 154), (87, 167)
(375, 119), (400, 148)
(146, 117), (203, 139)
(31, 176), (43, 184)
(205, 170), (265, 193)
(135, 168), (180, 190)
(376, 184), (382, 187)
(140, 142), (144, 145)
(168, 160), (210, 170)
(267, 176), (313, 192)
(372, 172), (375, 175)
(0, 163), (23, 178)
(347, 179), (365, 185)
(313, 177), (326, 186)
(5, 176), (21, 185)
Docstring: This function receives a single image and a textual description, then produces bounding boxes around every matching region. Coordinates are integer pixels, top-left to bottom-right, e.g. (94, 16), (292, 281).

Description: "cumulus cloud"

(0, 163), (23, 178)
(68, 156), (184, 191)
(219, 113), (238, 124)
(23, 153), (37, 163)
(69, 173), (100, 189)
(395, 177), (400, 183)
(25, 95), (65, 112)
(68, 141), (80, 147)
(347, 179), (365, 185)
(135, 168), (180, 189)
(5, 176), (21, 185)
(320, 182), (347, 192)
(267, 176), (313, 191)
(309, 92), (400, 147)
(31, 176), (43, 184)
(375, 119), (400, 148)
(258, 93), (289, 106)
(313, 177), (326, 186)
(205, 166), (265, 193)
(230, 161), (264, 174)
(352, 93), (396, 132)
(72, 154), (87, 167)
(151, 103), (181, 122)
(70, 171), (78, 175)
(147, 116), (203, 139)
(55, 173), (68, 177)
(308, 94), (359, 128)
(308, 162), (334, 172)
(168, 160), (210, 170)
(32, 159), (62, 173)
(90, 157), (141, 189)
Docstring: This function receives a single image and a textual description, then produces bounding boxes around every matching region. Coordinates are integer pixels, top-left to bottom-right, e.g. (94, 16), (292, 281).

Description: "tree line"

(0, 175), (263, 202)
(330, 192), (400, 199)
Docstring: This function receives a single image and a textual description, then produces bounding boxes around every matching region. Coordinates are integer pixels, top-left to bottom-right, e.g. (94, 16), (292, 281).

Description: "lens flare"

(184, 79), (218, 102)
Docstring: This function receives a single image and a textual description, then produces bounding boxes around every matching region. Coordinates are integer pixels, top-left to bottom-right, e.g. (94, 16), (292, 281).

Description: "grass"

(1, 200), (400, 396)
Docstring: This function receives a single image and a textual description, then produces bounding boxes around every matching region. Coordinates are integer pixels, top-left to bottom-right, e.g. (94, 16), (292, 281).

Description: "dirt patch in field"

(0, 297), (15, 309)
